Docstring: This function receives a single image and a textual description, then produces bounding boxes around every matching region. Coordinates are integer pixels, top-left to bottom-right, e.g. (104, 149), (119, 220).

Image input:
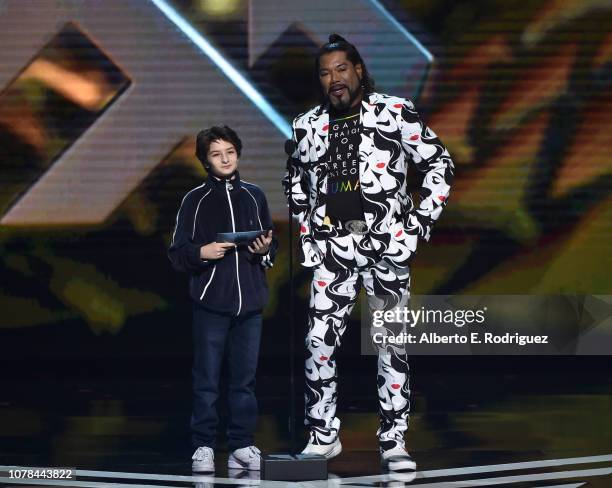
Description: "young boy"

(168, 126), (276, 473)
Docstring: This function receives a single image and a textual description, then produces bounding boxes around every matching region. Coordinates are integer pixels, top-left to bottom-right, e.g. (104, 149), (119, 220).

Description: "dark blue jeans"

(191, 304), (262, 450)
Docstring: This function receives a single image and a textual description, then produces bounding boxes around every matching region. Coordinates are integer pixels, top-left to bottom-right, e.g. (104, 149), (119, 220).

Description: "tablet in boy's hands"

(216, 230), (267, 246)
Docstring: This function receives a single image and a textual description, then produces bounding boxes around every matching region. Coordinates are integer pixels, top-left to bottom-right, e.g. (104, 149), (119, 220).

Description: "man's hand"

(200, 242), (236, 260)
(248, 230), (273, 255)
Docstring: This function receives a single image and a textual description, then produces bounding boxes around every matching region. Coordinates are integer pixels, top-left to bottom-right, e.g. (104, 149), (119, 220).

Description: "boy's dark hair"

(315, 34), (375, 95)
(195, 125), (242, 167)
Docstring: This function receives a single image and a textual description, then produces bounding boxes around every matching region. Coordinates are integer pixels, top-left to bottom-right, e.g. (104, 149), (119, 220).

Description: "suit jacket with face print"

(283, 92), (455, 269)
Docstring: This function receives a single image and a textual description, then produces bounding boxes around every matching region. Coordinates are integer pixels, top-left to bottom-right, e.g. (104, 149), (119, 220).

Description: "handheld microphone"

(284, 139), (298, 170)
(284, 139), (297, 156)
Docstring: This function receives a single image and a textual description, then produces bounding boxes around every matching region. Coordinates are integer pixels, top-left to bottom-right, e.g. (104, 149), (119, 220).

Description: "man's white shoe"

(192, 446), (215, 473)
(301, 418), (342, 459)
(301, 437), (342, 459)
(228, 445), (261, 471)
(381, 446), (416, 471)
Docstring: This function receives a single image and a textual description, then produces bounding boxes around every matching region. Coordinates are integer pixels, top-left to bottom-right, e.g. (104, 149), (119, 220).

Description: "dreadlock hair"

(315, 34), (375, 102)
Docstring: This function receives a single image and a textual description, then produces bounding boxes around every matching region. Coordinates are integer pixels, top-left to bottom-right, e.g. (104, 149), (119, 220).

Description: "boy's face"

(206, 139), (238, 178)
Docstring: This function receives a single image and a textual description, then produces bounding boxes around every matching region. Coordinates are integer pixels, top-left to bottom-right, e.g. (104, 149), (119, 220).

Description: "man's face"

(318, 50), (363, 110)
(206, 139), (238, 178)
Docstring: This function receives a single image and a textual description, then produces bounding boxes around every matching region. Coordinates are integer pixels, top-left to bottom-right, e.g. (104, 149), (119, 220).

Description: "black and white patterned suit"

(283, 92), (454, 451)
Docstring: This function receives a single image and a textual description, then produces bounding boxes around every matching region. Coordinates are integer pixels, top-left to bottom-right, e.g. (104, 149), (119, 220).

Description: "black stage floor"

(1, 357), (610, 486)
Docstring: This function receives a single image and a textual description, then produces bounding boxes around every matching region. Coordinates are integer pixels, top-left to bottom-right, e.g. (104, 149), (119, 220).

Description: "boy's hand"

(249, 230), (273, 255)
(200, 242), (236, 260)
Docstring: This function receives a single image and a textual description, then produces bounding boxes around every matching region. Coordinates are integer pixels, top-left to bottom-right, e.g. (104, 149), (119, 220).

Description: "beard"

(328, 82), (363, 111)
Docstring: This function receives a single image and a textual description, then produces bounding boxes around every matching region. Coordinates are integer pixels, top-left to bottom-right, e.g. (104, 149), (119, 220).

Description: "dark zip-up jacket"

(168, 172), (276, 315)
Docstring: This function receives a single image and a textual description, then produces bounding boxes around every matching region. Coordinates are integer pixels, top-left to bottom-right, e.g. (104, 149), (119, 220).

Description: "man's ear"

(355, 63), (363, 81)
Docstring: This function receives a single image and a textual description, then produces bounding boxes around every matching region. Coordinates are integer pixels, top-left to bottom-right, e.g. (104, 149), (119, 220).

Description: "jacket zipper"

(226, 180), (242, 315)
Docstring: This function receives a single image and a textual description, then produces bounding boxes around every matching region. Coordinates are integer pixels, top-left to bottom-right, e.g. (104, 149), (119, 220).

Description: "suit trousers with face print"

(305, 229), (411, 453)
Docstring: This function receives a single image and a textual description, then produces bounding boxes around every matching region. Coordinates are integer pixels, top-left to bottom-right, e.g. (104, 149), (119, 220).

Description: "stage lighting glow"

(368, 0), (433, 64)
(197, 0), (241, 17)
(150, 0), (291, 139)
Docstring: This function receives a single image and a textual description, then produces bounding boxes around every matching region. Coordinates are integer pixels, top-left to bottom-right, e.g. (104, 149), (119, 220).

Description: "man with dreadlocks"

(283, 34), (454, 470)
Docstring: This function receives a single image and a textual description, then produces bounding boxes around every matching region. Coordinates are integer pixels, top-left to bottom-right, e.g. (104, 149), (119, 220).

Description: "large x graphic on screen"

(0, 0), (431, 225)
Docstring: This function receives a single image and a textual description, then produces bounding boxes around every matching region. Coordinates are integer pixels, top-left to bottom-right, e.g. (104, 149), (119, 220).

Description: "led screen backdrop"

(0, 0), (610, 358)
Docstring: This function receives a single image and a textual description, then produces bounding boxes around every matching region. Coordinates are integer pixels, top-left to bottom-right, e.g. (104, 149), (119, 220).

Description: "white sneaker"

(192, 446), (215, 473)
(381, 446), (416, 471)
(301, 418), (342, 459)
(228, 445), (261, 471)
